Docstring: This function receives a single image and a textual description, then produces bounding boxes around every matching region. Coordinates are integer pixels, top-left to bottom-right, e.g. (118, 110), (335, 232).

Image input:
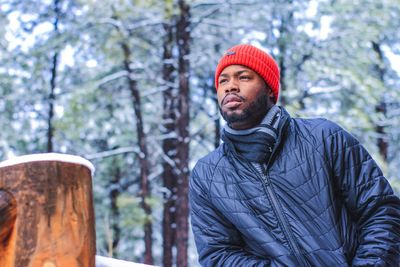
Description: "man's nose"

(224, 79), (239, 93)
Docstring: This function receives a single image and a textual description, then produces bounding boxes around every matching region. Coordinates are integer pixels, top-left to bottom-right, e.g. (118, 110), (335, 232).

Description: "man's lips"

(222, 94), (244, 108)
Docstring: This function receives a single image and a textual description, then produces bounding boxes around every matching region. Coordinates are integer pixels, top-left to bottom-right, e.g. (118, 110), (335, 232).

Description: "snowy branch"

(98, 18), (124, 30)
(191, 7), (221, 30)
(95, 71), (128, 88)
(126, 19), (164, 32)
(84, 146), (140, 160)
(192, 0), (260, 9)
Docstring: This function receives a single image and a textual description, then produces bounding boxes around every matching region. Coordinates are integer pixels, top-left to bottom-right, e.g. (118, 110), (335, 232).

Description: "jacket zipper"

(259, 169), (308, 267)
(251, 115), (308, 266)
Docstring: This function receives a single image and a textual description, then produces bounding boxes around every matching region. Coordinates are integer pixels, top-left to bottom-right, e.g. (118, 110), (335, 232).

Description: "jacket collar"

(222, 106), (291, 164)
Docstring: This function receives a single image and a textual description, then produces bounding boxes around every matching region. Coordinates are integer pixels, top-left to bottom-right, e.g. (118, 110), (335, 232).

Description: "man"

(189, 44), (400, 266)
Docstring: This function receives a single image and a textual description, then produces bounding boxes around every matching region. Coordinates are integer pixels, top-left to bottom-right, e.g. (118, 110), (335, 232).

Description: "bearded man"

(189, 44), (400, 266)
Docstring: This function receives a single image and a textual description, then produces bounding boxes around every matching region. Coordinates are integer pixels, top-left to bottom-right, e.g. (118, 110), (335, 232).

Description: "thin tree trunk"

(47, 0), (60, 152)
(162, 3), (177, 266)
(175, 1), (190, 266)
(214, 97), (220, 149)
(214, 44), (221, 149)
(276, 17), (287, 107)
(375, 102), (388, 160)
(47, 53), (58, 152)
(274, 2), (294, 107)
(277, 46), (286, 106)
(109, 160), (121, 257)
(372, 41), (388, 161)
(121, 42), (153, 265)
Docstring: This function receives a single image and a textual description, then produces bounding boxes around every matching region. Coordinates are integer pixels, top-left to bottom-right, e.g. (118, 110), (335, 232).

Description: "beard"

(220, 93), (270, 126)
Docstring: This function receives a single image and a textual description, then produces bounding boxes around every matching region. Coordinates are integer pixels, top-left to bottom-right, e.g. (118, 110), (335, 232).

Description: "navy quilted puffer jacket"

(190, 107), (400, 266)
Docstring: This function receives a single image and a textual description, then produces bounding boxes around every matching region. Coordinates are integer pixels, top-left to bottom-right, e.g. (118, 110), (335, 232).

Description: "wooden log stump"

(0, 153), (96, 267)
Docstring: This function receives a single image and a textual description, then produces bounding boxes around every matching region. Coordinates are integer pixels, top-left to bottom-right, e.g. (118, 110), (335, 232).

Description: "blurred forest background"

(0, 0), (399, 266)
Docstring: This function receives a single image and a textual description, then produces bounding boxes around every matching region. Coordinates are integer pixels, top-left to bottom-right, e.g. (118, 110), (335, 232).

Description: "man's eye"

(239, 76), (250, 80)
(219, 79), (228, 84)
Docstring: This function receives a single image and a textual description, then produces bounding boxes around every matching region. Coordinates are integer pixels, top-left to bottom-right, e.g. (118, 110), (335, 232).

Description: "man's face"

(217, 65), (274, 130)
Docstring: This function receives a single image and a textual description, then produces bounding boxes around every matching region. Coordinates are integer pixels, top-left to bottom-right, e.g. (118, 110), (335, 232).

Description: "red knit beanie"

(215, 44), (280, 103)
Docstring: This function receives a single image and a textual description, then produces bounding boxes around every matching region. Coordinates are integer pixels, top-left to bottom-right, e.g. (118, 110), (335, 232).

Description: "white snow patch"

(86, 59), (98, 68)
(382, 45), (400, 75)
(306, 0), (318, 18)
(60, 45), (75, 69)
(0, 153), (95, 175)
(95, 255), (155, 267)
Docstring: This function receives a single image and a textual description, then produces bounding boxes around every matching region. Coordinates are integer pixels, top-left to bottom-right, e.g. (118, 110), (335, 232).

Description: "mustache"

(222, 93), (246, 105)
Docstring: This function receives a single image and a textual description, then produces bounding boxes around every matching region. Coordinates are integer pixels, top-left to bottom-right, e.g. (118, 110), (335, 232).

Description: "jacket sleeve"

(327, 125), (400, 266)
(189, 164), (270, 267)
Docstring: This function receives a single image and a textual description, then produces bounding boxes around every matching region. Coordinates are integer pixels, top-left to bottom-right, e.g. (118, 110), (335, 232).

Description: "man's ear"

(270, 95), (275, 103)
(267, 87), (275, 103)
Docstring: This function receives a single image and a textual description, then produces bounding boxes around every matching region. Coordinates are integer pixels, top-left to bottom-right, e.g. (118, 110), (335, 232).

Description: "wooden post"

(0, 153), (96, 267)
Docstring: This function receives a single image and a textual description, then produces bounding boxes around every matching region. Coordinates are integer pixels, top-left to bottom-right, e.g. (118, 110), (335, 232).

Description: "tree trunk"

(47, 0), (61, 152)
(121, 42), (154, 265)
(162, 3), (177, 266)
(175, 1), (190, 266)
(372, 41), (388, 161)
(47, 52), (58, 152)
(214, 44), (221, 149)
(0, 154), (96, 267)
(109, 160), (121, 257)
(274, 1), (294, 107)
(214, 97), (221, 149)
(375, 102), (388, 160)
(277, 46), (287, 106)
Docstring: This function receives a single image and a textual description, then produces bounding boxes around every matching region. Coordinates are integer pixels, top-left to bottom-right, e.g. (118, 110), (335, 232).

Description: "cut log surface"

(0, 153), (96, 267)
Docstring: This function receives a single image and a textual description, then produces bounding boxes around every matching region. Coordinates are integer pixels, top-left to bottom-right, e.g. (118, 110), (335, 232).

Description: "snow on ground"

(96, 256), (156, 267)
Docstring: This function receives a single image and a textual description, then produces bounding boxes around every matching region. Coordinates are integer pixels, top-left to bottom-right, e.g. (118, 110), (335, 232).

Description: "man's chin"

(220, 93), (270, 128)
(221, 111), (248, 124)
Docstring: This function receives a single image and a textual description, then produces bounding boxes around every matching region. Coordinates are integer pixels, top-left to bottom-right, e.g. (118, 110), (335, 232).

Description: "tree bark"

(162, 3), (177, 266)
(0, 156), (95, 267)
(175, 1), (190, 266)
(121, 42), (154, 265)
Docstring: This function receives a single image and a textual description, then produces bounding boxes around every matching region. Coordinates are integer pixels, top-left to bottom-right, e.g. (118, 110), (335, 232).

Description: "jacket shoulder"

(289, 117), (361, 161)
(192, 145), (225, 176)
(292, 117), (343, 137)
(189, 145), (227, 195)
(291, 117), (356, 144)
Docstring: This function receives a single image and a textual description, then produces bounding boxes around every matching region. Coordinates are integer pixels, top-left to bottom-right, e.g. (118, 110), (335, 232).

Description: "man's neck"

(229, 120), (261, 130)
